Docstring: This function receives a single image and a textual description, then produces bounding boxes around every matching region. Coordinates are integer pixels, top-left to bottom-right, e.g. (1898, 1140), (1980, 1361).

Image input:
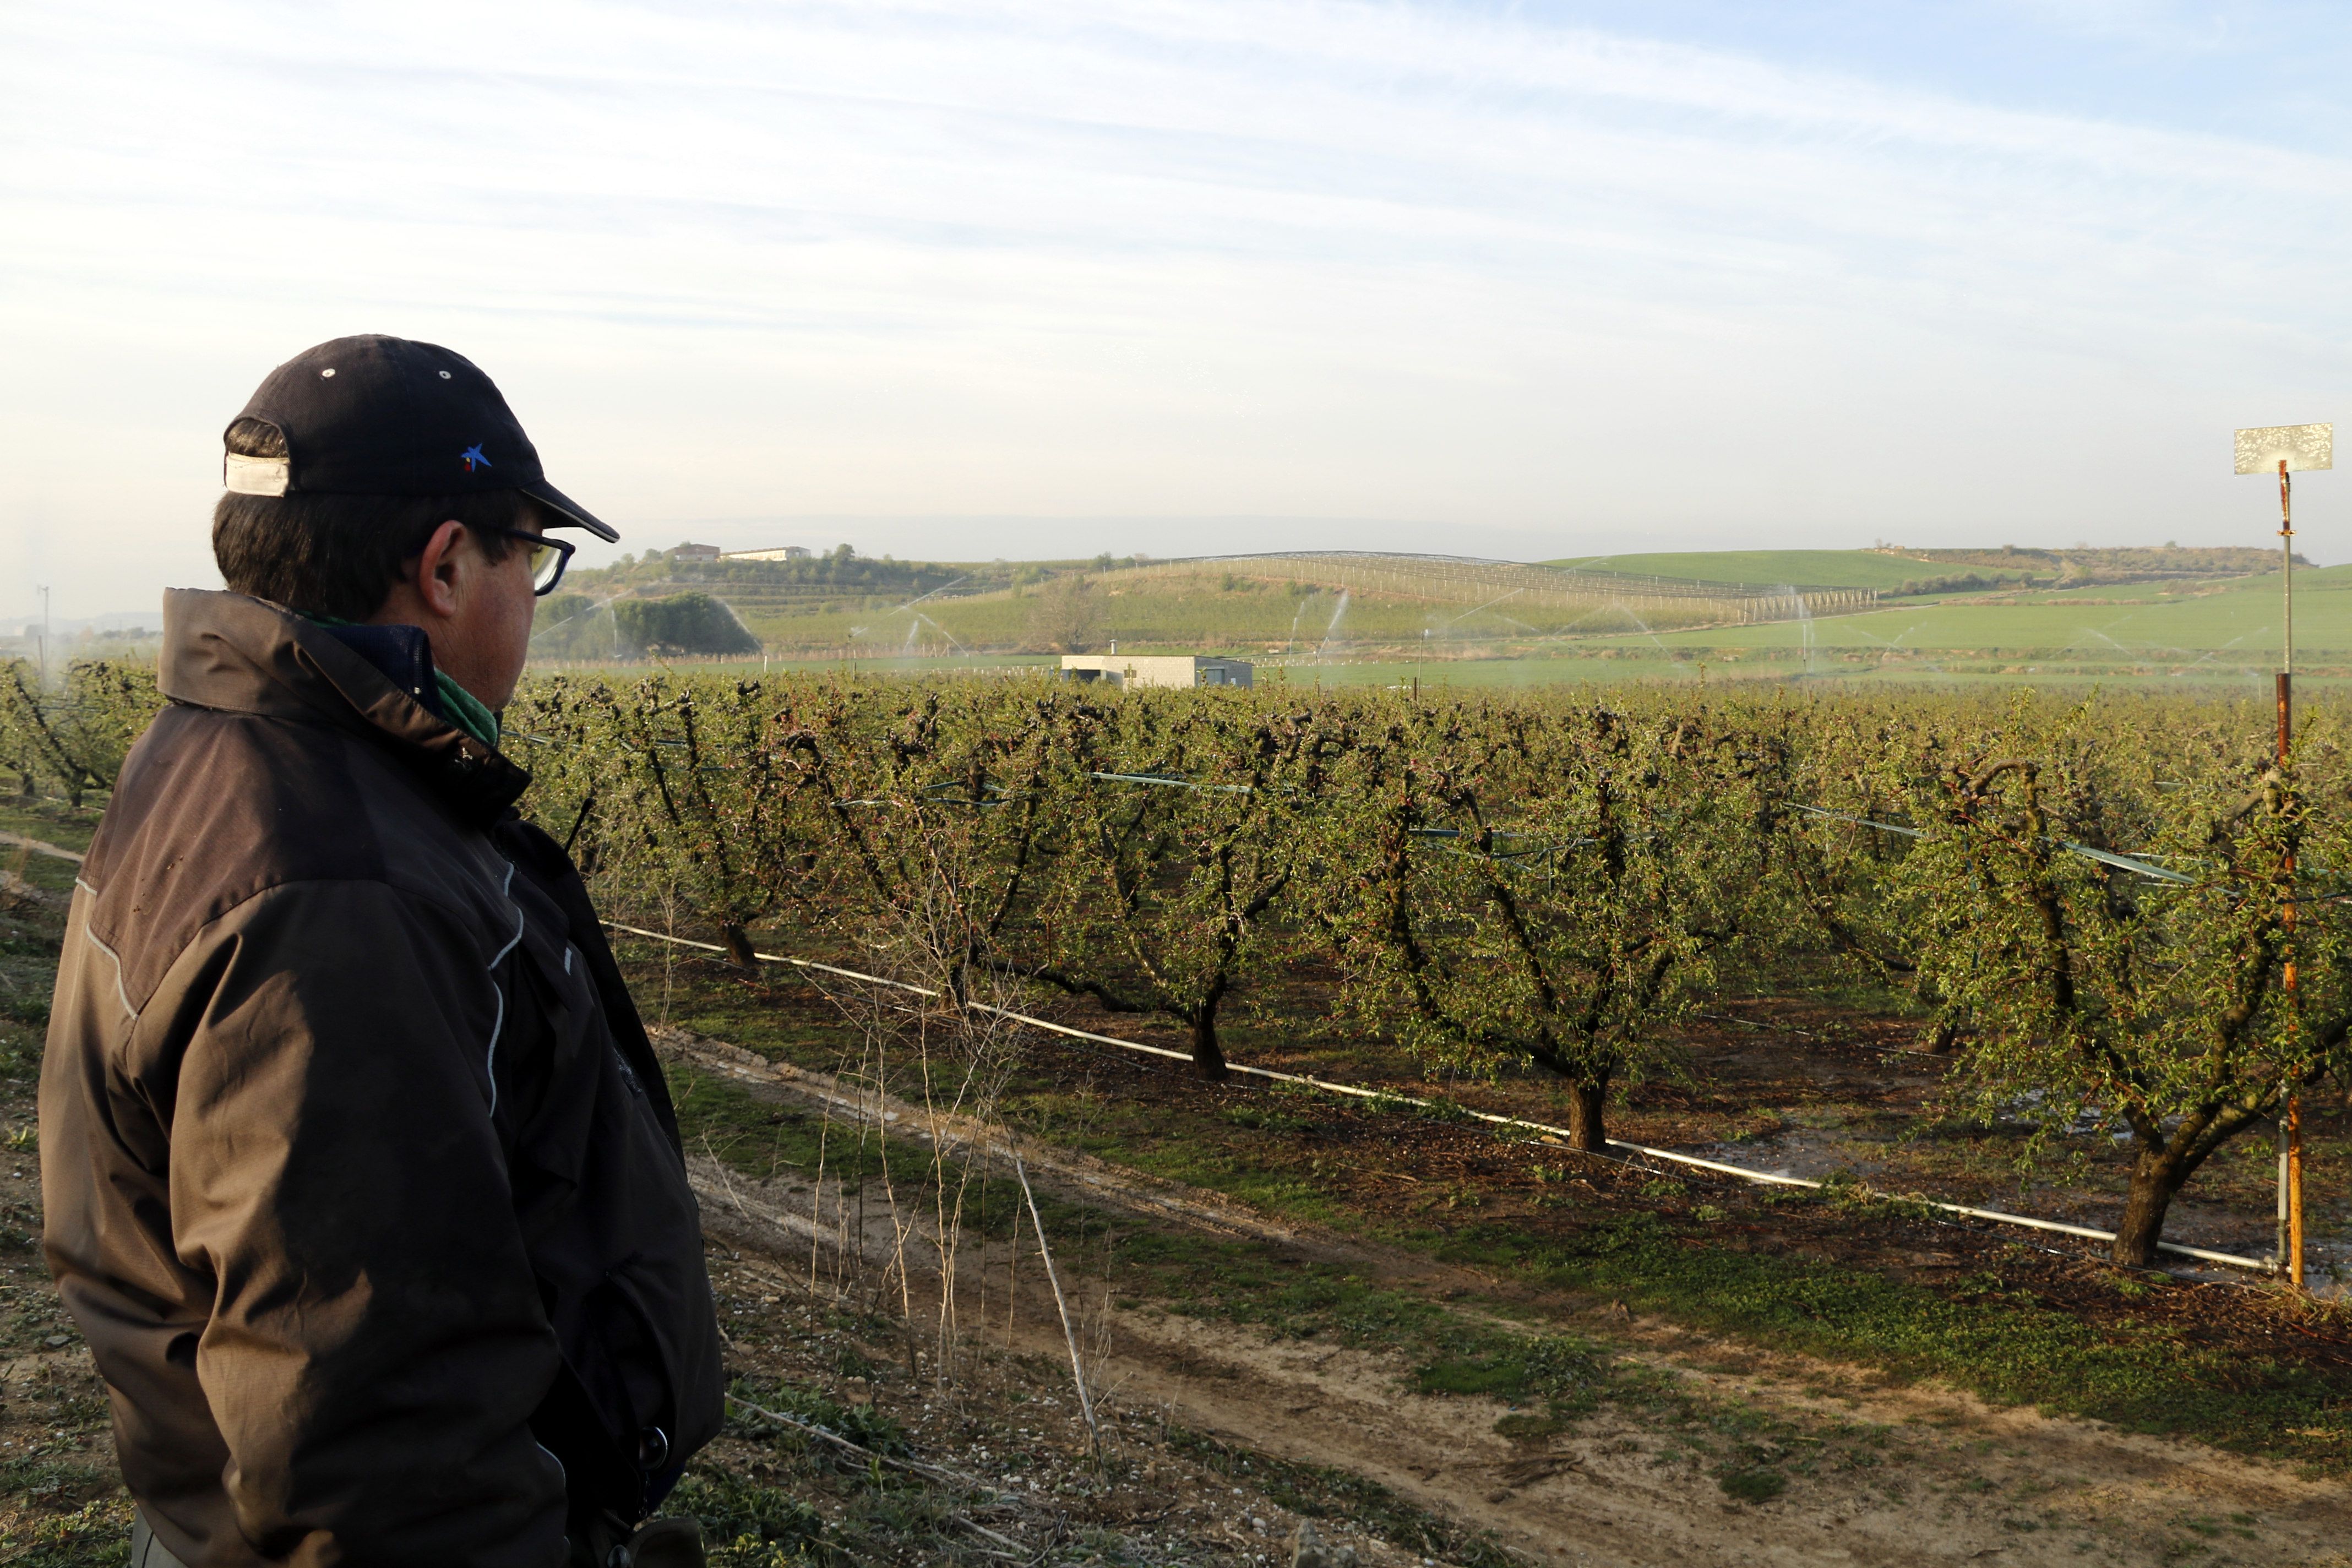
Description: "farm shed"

(1060, 654), (1253, 689)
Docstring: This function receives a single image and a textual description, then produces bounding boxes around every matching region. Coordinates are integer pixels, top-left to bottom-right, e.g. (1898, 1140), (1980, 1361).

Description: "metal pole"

(2290, 1096), (2306, 1288)
(2282, 459), (2295, 685)
(2278, 1125), (2290, 1268)
(2277, 457), (2305, 1289)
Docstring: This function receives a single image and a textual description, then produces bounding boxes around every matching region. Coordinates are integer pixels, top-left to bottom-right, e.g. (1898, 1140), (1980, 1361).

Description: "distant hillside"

(533, 547), (1882, 661)
(1892, 545), (2300, 587)
(1544, 550), (1939, 590)
(533, 543), (1146, 660)
(1547, 546), (2295, 597)
(525, 541), (2324, 670)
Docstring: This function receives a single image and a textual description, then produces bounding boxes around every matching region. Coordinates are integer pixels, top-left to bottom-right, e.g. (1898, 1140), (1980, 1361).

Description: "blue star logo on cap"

(462, 443), (491, 472)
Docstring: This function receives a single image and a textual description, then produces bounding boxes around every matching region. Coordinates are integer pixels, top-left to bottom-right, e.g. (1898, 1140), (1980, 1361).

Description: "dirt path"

(660, 1028), (2352, 1567)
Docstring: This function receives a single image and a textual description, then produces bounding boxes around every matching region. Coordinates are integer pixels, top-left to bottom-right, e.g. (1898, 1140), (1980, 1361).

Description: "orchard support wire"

(605, 922), (2271, 1274)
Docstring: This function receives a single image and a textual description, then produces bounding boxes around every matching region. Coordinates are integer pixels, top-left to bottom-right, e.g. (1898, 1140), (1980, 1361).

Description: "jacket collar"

(159, 589), (531, 825)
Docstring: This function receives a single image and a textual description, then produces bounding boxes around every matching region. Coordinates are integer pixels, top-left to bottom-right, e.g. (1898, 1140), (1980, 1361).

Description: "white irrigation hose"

(0, 830), (84, 864)
(605, 922), (2271, 1273)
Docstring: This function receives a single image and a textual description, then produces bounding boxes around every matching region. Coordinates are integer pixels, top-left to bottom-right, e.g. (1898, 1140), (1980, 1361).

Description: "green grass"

(1451, 1211), (2349, 1467)
(1578, 564), (2352, 665)
(523, 555), (2352, 690)
(660, 1050), (2352, 1476)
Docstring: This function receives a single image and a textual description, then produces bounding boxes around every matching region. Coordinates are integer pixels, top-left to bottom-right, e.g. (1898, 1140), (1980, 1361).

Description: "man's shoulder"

(79, 703), (516, 1014)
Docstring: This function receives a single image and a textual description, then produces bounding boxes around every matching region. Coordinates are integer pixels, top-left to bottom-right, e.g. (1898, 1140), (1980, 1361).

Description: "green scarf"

(432, 676), (502, 752)
(303, 614), (502, 751)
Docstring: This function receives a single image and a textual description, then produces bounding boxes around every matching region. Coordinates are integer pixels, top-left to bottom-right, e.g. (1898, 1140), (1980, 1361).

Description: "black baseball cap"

(221, 335), (619, 542)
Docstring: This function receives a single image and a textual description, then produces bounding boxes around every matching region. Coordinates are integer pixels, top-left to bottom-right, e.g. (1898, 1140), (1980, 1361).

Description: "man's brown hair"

(212, 418), (523, 621)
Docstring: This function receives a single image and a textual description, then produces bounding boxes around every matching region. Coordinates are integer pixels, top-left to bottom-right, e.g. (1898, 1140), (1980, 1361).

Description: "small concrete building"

(1060, 654), (1253, 690)
(668, 542), (723, 561)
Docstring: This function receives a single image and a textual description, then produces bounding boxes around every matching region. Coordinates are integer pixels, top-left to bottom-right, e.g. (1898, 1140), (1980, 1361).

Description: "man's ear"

(411, 520), (469, 620)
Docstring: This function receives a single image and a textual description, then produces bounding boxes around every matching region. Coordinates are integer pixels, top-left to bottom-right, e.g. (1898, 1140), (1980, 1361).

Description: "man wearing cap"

(40, 336), (722, 1567)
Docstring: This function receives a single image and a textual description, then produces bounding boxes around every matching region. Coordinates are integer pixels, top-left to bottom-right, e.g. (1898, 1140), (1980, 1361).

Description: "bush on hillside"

(532, 594), (618, 660)
(1024, 576), (1104, 653)
(612, 593), (761, 657)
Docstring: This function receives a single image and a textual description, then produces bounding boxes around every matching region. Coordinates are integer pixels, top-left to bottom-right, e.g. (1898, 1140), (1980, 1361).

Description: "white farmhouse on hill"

(1060, 654), (1253, 690)
(725, 545), (814, 562)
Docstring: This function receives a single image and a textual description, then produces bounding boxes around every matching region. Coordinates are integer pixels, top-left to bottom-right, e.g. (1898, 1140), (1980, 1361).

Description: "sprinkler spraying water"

(1314, 590), (1350, 661)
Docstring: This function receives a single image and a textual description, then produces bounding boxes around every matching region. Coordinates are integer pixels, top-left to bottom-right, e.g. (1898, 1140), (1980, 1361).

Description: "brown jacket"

(40, 590), (722, 1567)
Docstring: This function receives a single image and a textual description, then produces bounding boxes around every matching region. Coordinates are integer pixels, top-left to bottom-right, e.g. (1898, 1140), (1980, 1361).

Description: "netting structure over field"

(1134, 552), (1877, 630)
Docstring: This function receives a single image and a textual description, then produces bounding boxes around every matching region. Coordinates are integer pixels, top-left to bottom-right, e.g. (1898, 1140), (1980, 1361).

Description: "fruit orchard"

(9, 657), (2346, 1269)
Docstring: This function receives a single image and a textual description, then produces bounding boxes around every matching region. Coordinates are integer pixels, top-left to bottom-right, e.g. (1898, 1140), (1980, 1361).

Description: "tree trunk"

(1922, 1016), (1962, 1055)
(721, 922), (760, 972)
(1564, 1071), (1611, 1152)
(1188, 1009), (1229, 1082)
(2110, 1144), (2192, 1267)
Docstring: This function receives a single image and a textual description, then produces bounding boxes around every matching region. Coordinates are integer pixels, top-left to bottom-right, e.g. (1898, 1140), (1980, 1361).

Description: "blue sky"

(3, 1), (2348, 616)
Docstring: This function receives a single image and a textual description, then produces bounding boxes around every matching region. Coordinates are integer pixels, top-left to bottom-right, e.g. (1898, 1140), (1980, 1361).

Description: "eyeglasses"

(478, 525), (577, 596)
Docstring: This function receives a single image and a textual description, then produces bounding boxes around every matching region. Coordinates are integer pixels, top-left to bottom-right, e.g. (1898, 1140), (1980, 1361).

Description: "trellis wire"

(604, 922), (2268, 1273)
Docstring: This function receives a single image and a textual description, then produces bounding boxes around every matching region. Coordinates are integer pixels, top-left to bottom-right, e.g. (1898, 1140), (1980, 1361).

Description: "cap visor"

(520, 477), (619, 542)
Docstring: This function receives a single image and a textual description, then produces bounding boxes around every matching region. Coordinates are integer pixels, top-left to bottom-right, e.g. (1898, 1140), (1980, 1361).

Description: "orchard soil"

(656, 1016), (2352, 1567)
(6, 794), (2352, 1564)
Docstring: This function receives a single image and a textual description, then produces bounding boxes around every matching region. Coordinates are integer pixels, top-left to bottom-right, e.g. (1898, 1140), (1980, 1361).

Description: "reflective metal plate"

(2235, 423), (2333, 473)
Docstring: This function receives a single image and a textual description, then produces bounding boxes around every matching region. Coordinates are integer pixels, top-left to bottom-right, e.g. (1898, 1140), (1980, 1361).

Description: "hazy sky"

(4, 1), (2349, 618)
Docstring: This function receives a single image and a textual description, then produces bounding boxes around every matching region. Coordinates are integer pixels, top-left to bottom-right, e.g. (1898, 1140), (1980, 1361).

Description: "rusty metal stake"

(2280, 458), (2304, 1288)
(2239, 424), (2329, 1288)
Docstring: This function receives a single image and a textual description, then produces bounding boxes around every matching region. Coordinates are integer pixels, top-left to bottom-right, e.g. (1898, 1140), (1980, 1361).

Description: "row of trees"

(0, 659), (156, 807)
(12, 657), (2344, 1267)
(506, 673), (2351, 1267)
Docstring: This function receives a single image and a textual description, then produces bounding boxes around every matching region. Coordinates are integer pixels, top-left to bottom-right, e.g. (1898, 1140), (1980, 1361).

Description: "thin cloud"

(1, 0), (2346, 614)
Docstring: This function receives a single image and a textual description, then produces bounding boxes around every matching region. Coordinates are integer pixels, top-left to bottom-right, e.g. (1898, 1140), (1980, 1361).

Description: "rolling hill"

(531, 543), (2332, 689)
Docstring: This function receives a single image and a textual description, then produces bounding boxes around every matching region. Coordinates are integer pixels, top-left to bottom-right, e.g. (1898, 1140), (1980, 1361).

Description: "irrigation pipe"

(605, 922), (2270, 1273)
(0, 830), (85, 864)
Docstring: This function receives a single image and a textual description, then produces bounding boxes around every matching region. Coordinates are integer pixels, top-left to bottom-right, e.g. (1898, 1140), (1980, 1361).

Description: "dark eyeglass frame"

(477, 525), (577, 596)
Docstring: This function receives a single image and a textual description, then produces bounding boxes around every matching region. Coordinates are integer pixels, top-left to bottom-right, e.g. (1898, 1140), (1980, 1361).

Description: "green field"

(1580, 566), (2333, 663)
(532, 545), (2333, 690)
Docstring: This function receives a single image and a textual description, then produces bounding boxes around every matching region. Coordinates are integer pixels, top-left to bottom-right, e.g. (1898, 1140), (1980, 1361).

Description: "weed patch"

(1717, 1467), (1787, 1504)
(1166, 1427), (1524, 1568)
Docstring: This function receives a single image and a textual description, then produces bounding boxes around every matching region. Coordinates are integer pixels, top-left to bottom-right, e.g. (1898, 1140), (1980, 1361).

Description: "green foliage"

(1892, 703), (2352, 1261)
(669, 1468), (834, 1567)
(0, 659), (160, 805)
(725, 1375), (911, 1463)
(1717, 1466), (1787, 1503)
(1, 1495), (134, 1567)
(517, 675), (819, 965)
(32, 657), (2348, 1264)
(577, 542), (958, 602)
(1415, 1333), (1609, 1413)
(613, 592), (761, 656)
(1481, 1213), (2349, 1462)
(1028, 691), (1347, 1073)
(1312, 697), (1784, 1142)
